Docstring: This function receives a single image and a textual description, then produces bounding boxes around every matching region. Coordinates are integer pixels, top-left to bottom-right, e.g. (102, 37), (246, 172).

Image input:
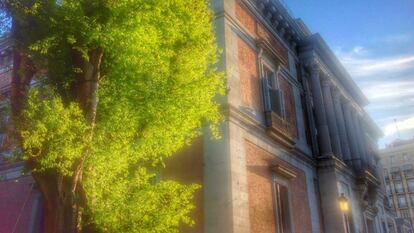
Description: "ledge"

(265, 111), (296, 147)
(270, 163), (297, 179)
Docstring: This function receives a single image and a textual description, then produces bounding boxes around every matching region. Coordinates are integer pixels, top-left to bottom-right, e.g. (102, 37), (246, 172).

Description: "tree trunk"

(11, 48), (103, 233)
(10, 51), (36, 120)
(9, 5), (103, 231)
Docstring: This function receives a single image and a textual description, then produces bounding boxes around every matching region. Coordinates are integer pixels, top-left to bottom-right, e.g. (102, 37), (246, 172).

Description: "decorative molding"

(240, 0), (304, 52)
(256, 38), (286, 67)
(317, 155), (354, 176)
(270, 164), (297, 179)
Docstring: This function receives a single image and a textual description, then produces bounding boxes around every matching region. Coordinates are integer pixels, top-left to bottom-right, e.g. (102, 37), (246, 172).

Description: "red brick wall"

(163, 138), (204, 233)
(279, 77), (298, 138)
(235, 3), (257, 37)
(245, 140), (312, 233)
(235, 2), (288, 67)
(0, 175), (42, 233)
(238, 38), (263, 111)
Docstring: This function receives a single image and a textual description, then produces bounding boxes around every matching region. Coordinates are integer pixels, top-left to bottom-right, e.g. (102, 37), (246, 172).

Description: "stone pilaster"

(321, 78), (343, 159)
(343, 101), (362, 170)
(352, 110), (368, 168)
(308, 62), (333, 156)
(354, 115), (369, 167)
(332, 90), (352, 162)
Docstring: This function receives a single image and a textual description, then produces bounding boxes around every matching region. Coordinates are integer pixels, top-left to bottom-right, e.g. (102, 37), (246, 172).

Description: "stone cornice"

(317, 155), (355, 178)
(300, 52), (370, 118)
(240, 0), (304, 52)
(299, 34), (368, 105)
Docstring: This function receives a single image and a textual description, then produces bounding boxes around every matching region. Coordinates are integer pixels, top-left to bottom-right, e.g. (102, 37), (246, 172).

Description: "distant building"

(381, 138), (414, 232)
(0, 38), (43, 233)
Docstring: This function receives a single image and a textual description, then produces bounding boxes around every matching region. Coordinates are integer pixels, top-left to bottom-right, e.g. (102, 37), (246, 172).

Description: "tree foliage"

(4, 0), (223, 232)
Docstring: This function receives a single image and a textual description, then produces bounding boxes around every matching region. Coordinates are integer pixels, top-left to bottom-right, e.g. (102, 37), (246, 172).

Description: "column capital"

(331, 87), (341, 101)
(350, 107), (363, 119)
(321, 76), (332, 87)
(306, 59), (320, 75)
(343, 98), (353, 109)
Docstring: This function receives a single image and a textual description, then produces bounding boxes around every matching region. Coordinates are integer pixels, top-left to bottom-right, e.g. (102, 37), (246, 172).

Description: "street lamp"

(339, 193), (349, 213)
(339, 193), (351, 233)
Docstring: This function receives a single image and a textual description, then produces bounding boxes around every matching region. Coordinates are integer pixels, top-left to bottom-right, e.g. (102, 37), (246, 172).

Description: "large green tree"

(2, 0), (223, 232)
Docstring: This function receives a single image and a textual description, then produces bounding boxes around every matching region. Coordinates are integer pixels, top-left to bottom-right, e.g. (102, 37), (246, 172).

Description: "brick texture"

(245, 140), (312, 233)
(235, 3), (257, 37)
(236, 2), (288, 67)
(238, 38), (263, 111)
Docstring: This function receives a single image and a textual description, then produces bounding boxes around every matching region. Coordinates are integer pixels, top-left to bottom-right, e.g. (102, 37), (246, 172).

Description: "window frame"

(386, 183), (392, 195)
(391, 171), (401, 180)
(260, 60), (286, 119)
(272, 175), (294, 233)
(403, 153), (409, 162)
(405, 170), (414, 179)
(407, 180), (414, 193)
(398, 195), (407, 208)
(394, 181), (404, 194)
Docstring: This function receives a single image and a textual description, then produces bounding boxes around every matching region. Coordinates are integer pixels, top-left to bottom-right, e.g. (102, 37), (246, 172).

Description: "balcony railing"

(267, 111), (296, 139)
(263, 111), (297, 148)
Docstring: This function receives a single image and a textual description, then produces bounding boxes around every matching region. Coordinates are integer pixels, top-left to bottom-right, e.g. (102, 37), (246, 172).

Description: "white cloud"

(337, 48), (414, 77)
(351, 46), (366, 55)
(335, 42), (414, 144)
(361, 79), (414, 101)
(384, 117), (414, 136)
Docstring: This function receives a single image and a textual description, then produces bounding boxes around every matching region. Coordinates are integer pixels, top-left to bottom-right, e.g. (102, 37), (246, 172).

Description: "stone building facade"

(381, 138), (414, 233)
(175, 0), (389, 232)
(0, 1), (393, 233)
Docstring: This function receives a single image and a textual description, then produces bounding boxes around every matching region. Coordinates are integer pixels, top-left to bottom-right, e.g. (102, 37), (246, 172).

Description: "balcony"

(400, 209), (410, 218)
(403, 166), (414, 179)
(265, 111), (296, 148)
(392, 172), (402, 180)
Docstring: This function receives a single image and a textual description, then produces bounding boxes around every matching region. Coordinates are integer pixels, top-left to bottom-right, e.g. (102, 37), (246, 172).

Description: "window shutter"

(269, 89), (283, 117)
(262, 76), (271, 113)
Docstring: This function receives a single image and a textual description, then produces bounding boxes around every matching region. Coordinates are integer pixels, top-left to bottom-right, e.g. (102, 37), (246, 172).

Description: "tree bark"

(70, 47), (104, 232)
(11, 48), (103, 233)
(8, 3), (103, 232)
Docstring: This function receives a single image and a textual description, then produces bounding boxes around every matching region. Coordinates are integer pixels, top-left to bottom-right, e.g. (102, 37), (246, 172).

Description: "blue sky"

(285, 0), (414, 148)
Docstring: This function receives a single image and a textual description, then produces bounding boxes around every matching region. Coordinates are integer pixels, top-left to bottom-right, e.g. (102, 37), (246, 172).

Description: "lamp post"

(339, 193), (351, 233)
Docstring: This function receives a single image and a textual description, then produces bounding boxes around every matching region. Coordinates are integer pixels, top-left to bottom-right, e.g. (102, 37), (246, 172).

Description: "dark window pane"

(395, 182), (404, 194)
(274, 182), (292, 233)
(398, 195), (407, 208)
(408, 180), (414, 192)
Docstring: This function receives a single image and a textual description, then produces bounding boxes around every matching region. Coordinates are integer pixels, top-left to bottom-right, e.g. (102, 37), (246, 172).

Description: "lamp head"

(339, 193), (349, 213)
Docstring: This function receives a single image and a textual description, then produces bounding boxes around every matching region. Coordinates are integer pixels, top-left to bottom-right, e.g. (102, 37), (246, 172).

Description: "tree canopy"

(3, 0), (223, 232)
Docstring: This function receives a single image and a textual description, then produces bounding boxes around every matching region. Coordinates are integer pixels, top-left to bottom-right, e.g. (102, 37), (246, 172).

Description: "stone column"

(359, 118), (374, 167)
(352, 110), (367, 168)
(342, 101), (362, 170)
(332, 90), (352, 162)
(321, 78), (343, 159)
(308, 62), (333, 156)
(354, 115), (368, 167)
